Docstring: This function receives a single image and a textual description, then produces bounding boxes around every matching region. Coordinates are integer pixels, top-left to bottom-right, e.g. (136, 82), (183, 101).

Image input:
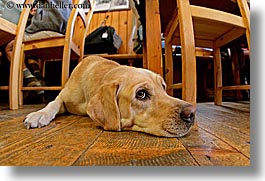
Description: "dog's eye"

(136, 89), (150, 100)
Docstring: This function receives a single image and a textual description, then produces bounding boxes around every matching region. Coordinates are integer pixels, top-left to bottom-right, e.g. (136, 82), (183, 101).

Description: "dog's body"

(24, 56), (195, 137)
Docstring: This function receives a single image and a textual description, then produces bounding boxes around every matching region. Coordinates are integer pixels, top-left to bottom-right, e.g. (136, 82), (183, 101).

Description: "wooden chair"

(8, 0), (95, 109)
(164, 0), (250, 105)
(0, 0), (34, 109)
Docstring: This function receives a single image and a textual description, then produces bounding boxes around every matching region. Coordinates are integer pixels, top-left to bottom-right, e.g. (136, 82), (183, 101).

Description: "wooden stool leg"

(214, 48), (222, 105)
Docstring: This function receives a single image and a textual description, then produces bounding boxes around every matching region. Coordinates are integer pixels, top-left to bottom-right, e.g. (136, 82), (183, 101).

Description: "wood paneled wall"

(87, 9), (136, 54)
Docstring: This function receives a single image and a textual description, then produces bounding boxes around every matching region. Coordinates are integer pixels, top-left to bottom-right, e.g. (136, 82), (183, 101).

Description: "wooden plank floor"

(0, 101), (250, 166)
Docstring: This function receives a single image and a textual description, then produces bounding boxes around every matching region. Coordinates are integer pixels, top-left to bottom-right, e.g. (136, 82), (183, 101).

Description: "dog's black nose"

(181, 105), (196, 123)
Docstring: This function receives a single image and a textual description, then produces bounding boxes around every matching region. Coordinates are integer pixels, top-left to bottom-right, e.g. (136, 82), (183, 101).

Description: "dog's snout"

(181, 105), (196, 123)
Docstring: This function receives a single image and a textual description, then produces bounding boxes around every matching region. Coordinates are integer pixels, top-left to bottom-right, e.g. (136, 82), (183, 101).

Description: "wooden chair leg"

(9, 60), (19, 109)
(164, 38), (174, 96)
(142, 40), (147, 69)
(8, 0), (31, 110)
(9, 41), (22, 110)
(145, 0), (163, 76)
(237, 0), (250, 49)
(177, 0), (197, 105)
(19, 45), (25, 106)
(214, 48), (222, 105)
(230, 44), (242, 100)
(61, 47), (71, 87)
(128, 60), (134, 66)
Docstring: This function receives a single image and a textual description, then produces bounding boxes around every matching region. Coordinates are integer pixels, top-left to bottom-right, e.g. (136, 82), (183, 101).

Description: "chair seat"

(170, 5), (246, 48)
(23, 31), (64, 42)
(23, 34), (80, 60)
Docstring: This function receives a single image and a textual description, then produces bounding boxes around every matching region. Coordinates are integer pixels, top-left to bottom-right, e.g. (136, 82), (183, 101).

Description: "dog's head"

(87, 66), (196, 137)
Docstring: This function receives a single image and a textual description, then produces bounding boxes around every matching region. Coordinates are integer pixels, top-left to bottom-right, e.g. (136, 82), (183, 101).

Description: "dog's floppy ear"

(87, 82), (121, 131)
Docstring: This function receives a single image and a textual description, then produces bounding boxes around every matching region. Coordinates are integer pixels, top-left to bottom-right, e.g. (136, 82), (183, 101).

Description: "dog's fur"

(24, 56), (196, 137)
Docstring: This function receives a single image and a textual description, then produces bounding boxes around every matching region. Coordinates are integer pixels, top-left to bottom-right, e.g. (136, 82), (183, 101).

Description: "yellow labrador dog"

(24, 56), (196, 137)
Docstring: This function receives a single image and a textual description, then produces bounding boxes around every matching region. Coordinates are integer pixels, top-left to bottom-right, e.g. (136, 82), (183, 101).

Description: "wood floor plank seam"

(197, 112), (250, 136)
(71, 130), (104, 166)
(199, 102), (249, 115)
(197, 125), (250, 159)
(179, 137), (201, 166)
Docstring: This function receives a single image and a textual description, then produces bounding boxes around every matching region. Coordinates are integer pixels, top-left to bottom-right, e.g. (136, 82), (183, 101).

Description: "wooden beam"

(145, 0), (163, 76)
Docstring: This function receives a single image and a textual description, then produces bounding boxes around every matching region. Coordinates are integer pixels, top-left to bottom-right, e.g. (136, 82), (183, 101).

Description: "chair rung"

(222, 85), (251, 90)
(87, 54), (143, 60)
(21, 86), (62, 91)
(169, 83), (182, 89)
(0, 86), (9, 90)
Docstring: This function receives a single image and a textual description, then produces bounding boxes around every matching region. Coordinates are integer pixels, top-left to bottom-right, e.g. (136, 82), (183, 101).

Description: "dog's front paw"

(24, 112), (52, 129)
